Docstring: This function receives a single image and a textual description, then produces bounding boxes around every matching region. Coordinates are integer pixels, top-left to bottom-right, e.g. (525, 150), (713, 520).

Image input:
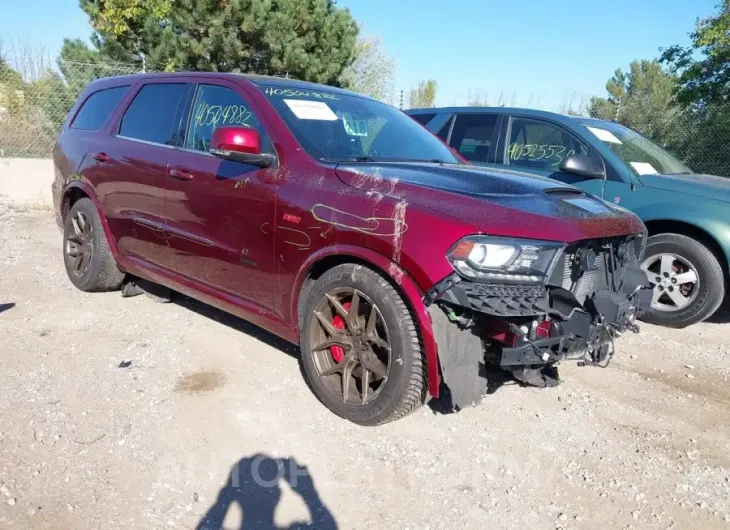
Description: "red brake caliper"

(330, 302), (351, 363)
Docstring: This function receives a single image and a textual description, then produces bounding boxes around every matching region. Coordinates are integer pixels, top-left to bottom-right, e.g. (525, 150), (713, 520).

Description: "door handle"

(92, 152), (109, 162)
(169, 168), (195, 181)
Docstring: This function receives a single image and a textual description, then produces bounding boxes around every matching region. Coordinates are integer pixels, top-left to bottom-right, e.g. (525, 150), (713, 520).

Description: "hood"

(639, 173), (730, 203)
(335, 162), (644, 243)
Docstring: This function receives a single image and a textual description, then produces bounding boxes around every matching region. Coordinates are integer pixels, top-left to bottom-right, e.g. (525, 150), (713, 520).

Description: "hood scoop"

(544, 187), (586, 198)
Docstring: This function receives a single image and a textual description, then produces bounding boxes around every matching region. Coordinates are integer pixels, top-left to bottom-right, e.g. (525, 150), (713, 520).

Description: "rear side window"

(71, 86), (129, 131)
(118, 83), (188, 146)
(448, 113), (498, 163)
(410, 113), (436, 126)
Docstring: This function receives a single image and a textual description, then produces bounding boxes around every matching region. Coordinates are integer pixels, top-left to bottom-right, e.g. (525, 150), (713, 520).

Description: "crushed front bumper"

(426, 236), (653, 410)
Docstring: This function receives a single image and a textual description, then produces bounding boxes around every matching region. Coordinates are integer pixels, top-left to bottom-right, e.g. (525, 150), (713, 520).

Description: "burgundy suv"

(53, 73), (651, 425)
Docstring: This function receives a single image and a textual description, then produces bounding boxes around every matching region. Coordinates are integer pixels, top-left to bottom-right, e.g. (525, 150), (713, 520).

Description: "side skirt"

(117, 255), (298, 345)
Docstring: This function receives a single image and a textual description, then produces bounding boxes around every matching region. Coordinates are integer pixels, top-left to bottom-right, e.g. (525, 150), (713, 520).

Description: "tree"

(467, 90), (489, 107)
(83, 0), (172, 37)
(661, 0), (730, 106)
(408, 79), (437, 109)
(587, 60), (680, 140)
(77, 0), (359, 84)
(340, 34), (396, 103)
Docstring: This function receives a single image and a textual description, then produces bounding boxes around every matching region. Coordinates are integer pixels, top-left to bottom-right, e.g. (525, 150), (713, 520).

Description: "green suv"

(408, 107), (729, 328)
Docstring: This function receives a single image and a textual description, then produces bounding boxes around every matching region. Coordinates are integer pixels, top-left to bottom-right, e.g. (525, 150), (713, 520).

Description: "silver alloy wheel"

(641, 253), (699, 312)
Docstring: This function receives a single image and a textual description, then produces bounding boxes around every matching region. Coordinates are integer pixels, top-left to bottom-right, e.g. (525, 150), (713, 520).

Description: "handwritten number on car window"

(509, 143), (571, 166)
(194, 102), (252, 127)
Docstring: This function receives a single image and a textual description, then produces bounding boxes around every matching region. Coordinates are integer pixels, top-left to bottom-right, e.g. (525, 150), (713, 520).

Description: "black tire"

(640, 233), (724, 328)
(63, 198), (125, 292)
(300, 263), (427, 426)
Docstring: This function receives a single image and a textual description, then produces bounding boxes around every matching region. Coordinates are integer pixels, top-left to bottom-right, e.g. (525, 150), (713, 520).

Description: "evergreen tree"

(76, 0), (359, 84)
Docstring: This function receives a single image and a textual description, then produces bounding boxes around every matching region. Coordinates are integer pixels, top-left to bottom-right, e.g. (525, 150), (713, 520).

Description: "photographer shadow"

(196, 454), (337, 530)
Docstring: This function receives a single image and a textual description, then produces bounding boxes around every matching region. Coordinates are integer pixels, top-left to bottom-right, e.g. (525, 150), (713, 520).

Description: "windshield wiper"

(321, 156), (377, 163)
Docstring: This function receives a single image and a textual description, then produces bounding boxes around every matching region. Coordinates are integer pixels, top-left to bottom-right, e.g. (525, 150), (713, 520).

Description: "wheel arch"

(61, 181), (121, 259)
(292, 245), (441, 398)
(643, 219), (729, 285)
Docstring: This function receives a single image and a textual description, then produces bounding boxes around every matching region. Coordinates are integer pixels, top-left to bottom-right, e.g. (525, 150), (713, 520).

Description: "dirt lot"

(1, 198), (729, 529)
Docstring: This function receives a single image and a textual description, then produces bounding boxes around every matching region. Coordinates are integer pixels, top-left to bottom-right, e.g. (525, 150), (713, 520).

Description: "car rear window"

(71, 86), (129, 131)
(118, 83), (189, 146)
(410, 113), (436, 126)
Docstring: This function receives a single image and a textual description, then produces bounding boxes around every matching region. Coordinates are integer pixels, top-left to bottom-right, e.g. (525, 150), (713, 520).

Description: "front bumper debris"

(426, 235), (652, 410)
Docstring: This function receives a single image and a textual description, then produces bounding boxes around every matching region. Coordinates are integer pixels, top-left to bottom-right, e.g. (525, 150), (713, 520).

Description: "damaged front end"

(425, 234), (652, 410)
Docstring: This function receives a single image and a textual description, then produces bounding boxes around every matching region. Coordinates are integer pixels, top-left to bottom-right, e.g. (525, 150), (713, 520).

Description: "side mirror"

(210, 126), (276, 168)
(559, 153), (604, 179)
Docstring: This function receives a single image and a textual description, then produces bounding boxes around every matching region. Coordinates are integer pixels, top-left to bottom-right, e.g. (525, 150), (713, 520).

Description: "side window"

(436, 117), (453, 142)
(118, 83), (188, 145)
(448, 114), (498, 163)
(506, 117), (588, 171)
(71, 86), (129, 130)
(410, 113), (436, 126)
(185, 84), (271, 154)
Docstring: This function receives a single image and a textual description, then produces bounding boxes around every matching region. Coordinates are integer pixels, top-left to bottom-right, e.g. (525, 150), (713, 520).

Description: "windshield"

(581, 121), (692, 176)
(260, 86), (459, 163)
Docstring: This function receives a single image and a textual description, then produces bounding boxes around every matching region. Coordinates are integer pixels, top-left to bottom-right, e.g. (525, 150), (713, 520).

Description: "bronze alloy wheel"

(309, 287), (392, 406)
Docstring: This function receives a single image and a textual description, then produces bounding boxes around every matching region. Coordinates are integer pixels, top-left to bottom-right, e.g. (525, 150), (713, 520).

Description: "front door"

(498, 116), (606, 197)
(162, 81), (279, 310)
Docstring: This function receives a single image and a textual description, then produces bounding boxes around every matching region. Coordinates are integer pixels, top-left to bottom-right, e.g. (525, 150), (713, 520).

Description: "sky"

(0, 0), (719, 109)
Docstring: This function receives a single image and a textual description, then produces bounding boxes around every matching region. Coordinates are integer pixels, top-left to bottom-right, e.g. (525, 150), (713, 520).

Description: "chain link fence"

(0, 61), (142, 158)
(1, 60), (729, 177)
(587, 102), (730, 177)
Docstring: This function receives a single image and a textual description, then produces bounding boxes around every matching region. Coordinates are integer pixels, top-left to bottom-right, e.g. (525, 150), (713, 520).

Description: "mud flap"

(427, 305), (486, 410)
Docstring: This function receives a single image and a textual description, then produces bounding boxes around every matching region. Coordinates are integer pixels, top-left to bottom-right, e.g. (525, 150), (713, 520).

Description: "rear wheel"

(63, 198), (124, 292)
(640, 233), (724, 328)
(300, 264), (426, 426)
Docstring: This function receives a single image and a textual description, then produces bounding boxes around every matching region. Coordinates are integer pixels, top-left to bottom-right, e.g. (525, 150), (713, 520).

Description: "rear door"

(98, 80), (192, 266)
(444, 113), (501, 167)
(161, 80), (280, 310)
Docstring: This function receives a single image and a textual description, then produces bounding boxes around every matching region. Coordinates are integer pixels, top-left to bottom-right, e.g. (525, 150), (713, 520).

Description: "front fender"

(291, 244), (441, 398)
(634, 201), (730, 269)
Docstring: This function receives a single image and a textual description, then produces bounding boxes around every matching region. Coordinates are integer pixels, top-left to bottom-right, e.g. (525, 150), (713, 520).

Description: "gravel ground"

(1, 198), (729, 529)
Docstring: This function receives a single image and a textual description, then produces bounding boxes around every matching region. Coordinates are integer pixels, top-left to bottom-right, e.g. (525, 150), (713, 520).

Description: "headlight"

(448, 236), (565, 284)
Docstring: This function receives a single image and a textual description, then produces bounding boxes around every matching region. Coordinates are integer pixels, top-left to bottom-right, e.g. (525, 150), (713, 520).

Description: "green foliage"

(86, 0), (172, 37)
(340, 34), (396, 102)
(589, 58), (730, 176)
(78, 0), (359, 84)
(589, 61), (680, 141)
(408, 79), (437, 109)
(661, 0), (730, 106)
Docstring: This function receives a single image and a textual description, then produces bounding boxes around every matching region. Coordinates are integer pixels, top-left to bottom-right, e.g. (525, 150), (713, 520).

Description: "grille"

(461, 283), (548, 317)
(561, 248), (612, 304)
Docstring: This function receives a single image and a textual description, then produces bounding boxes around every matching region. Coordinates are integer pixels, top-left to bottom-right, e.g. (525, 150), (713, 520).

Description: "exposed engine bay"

(426, 234), (653, 410)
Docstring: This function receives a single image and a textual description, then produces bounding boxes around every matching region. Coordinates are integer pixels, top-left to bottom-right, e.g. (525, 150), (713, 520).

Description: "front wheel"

(640, 233), (725, 328)
(300, 264), (426, 426)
